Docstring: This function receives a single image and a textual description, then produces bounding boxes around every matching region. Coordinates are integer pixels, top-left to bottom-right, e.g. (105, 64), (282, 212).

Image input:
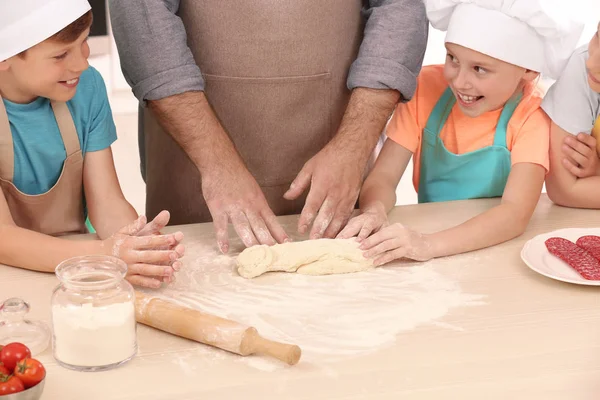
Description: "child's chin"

(457, 103), (485, 118)
(47, 90), (76, 102)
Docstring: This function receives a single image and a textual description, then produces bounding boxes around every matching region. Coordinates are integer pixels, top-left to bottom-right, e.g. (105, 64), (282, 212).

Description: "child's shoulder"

(75, 66), (107, 93)
(510, 83), (549, 131)
(417, 65), (447, 87)
(414, 65), (447, 103)
(68, 66), (110, 113)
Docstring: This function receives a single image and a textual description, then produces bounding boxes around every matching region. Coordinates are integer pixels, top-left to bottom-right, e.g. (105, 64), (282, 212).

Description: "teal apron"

(418, 87), (520, 203)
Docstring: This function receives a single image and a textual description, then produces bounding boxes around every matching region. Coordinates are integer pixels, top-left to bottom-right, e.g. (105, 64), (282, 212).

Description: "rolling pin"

(134, 291), (301, 365)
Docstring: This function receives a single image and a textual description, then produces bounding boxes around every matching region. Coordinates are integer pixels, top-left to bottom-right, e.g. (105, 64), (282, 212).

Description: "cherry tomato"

(14, 358), (45, 388)
(0, 364), (9, 375)
(0, 375), (24, 395)
(0, 343), (31, 371)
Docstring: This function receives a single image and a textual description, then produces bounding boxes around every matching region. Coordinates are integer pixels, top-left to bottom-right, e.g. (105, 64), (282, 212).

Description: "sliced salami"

(575, 235), (600, 262)
(544, 237), (600, 280)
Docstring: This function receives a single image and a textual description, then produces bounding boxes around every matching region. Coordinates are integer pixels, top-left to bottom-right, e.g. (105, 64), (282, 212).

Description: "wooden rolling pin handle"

(240, 328), (302, 366)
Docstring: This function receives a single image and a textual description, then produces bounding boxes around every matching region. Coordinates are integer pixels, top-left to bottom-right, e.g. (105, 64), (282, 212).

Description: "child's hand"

(562, 133), (600, 178)
(336, 202), (389, 240)
(135, 211), (185, 283)
(359, 223), (433, 266)
(136, 210), (171, 236)
(101, 216), (183, 289)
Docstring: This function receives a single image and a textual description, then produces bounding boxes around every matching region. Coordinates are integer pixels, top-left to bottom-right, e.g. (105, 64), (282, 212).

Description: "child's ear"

(522, 69), (540, 82)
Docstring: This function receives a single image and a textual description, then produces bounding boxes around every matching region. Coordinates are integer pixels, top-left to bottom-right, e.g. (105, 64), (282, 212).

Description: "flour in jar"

(52, 302), (137, 367)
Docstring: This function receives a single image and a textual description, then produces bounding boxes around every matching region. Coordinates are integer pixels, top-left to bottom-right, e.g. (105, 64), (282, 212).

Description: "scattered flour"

(155, 239), (486, 371)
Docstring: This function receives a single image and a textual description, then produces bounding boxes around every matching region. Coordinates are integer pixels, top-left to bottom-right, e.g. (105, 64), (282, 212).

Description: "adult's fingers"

(283, 165), (313, 201)
(308, 198), (335, 239)
(211, 210), (230, 254)
(246, 211), (277, 246)
(261, 210), (290, 244)
(230, 210), (259, 248)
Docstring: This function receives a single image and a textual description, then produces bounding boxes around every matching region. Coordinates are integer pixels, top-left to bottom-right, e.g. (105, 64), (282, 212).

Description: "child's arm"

(82, 148), (140, 238)
(546, 122), (600, 208)
(0, 188), (179, 287)
(359, 163), (545, 265)
(338, 139), (412, 239)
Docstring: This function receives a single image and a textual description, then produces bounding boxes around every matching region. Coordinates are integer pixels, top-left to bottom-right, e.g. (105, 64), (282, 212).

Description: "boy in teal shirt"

(0, 0), (183, 288)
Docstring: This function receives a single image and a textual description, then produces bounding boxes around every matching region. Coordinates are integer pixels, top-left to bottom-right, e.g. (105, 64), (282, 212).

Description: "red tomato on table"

(14, 358), (45, 388)
(0, 375), (24, 394)
(0, 343), (31, 371)
(0, 364), (9, 375)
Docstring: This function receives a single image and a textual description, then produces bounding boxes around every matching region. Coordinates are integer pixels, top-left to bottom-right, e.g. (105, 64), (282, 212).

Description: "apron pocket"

(203, 72), (332, 187)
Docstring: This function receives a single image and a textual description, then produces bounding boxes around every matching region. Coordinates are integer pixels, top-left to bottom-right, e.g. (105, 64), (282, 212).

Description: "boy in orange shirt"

(338, 0), (582, 265)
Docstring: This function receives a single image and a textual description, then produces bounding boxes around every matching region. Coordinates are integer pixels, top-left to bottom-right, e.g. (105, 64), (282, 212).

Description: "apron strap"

(493, 93), (522, 148)
(50, 101), (81, 156)
(423, 87), (455, 137)
(0, 98), (15, 181)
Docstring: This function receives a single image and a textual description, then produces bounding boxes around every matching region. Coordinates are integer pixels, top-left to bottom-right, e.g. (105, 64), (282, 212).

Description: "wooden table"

(1, 195), (599, 399)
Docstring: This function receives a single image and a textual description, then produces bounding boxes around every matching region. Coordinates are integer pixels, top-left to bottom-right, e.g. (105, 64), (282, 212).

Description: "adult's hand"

(284, 88), (400, 239)
(202, 159), (290, 253)
(148, 92), (289, 253)
(284, 140), (363, 239)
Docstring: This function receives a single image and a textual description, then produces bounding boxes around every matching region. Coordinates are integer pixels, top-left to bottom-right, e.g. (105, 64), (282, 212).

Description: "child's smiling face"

(586, 21), (600, 93)
(0, 28), (90, 104)
(443, 43), (538, 118)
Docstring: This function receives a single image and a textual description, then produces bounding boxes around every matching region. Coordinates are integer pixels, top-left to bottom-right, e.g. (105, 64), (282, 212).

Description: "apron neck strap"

(50, 101), (81, 156)
(424, 87), (455, 136)
(0, 98), (15, 181)
(0, 96), (80, 182)
(493, 92), (523, 148)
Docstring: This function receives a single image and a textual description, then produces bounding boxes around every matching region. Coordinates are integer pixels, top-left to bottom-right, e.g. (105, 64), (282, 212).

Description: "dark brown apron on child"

(0, 97), (87, 235)
(142, 0), (365, 225)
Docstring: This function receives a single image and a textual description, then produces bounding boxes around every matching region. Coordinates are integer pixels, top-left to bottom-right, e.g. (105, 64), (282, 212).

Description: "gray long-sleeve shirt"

(108, 0), (428, 103)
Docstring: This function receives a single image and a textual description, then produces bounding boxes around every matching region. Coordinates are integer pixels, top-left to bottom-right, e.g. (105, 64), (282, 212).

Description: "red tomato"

(0, 343), (31, 371)
(0, 364), (9, 376)
(0, 375), (24, 395)
(14, 358), (45, 388)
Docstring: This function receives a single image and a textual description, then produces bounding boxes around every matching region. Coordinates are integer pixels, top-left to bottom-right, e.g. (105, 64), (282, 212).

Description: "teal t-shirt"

(3, 66), (117, 195)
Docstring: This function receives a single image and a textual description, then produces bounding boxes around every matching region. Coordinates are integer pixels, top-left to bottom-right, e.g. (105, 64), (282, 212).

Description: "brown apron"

(0, 97), (87, 235)
(143, 0), (365, 225)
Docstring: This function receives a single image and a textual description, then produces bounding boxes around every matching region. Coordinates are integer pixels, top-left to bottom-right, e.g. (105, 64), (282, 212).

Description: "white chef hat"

(425, 0), (584, 80)
(0, 0), (91, 61)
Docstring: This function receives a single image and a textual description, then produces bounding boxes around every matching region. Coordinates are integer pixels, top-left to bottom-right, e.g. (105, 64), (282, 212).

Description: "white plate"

(521, 227), (600, 286)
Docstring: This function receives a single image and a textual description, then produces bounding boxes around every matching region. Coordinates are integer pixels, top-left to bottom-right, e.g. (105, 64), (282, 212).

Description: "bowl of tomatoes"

(0, 343), (46, 400)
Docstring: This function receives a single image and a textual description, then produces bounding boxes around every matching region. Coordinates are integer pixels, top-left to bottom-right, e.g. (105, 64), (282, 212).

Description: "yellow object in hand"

(593, 117), (600, 155)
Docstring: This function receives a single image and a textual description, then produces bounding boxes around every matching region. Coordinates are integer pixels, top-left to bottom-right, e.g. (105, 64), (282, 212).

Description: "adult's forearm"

(147, 91), (243, 175)
(331, 88), (400, 166)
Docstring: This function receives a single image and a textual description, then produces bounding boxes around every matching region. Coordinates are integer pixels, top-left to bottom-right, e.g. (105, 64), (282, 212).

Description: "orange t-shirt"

(386, 65), (550, 192)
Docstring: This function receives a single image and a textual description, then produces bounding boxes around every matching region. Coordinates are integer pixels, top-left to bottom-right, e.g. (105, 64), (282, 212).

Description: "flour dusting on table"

(155, 239), (486, 370)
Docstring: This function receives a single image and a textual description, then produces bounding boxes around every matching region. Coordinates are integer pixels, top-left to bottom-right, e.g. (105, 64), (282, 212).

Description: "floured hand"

(134, 210), (186, 282)
(337, 202), (389, 240)
(102, 216), (185, 289)
(359, 223), (433, 266)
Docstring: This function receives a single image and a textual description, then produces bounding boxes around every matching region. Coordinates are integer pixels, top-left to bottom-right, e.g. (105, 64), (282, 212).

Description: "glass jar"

(0, 297), (50, 355)
(51, 255), (137, 372)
